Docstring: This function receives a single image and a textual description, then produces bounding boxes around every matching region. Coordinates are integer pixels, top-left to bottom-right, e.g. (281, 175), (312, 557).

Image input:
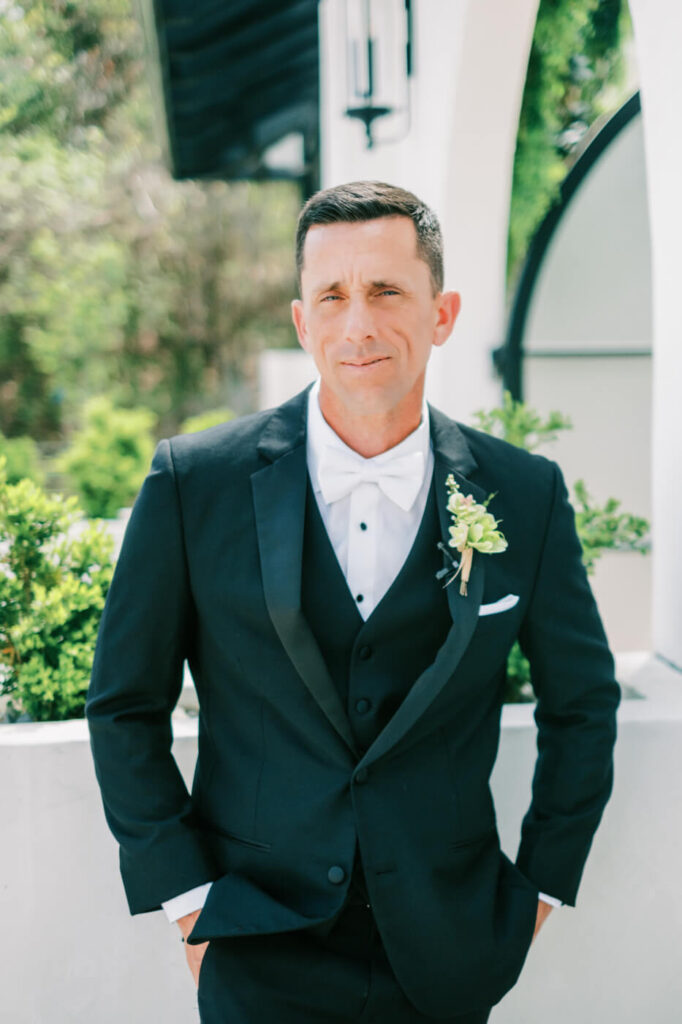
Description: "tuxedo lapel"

(250, 387), (358, 759)
(360, 405), (488, 768)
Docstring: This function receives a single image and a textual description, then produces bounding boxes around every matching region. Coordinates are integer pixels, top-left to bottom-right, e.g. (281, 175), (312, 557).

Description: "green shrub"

(0, 433), (44, 485)
(0, 456), (114, 721)
(57, 395), (157, 518)
(472, 392), (651, 702)
(180, 408), (236, 434)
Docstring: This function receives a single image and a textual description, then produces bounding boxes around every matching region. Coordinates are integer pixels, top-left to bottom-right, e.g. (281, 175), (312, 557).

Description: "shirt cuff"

(538, 891), (564, 907)
(161, 882), (213, 923)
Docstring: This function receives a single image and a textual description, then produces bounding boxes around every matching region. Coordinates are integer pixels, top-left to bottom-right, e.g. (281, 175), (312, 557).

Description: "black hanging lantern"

(343, 0), (412, 149)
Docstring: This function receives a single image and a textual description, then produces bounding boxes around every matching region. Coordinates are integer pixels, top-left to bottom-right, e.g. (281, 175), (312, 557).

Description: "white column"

(628, 0), (682, 670)
(318, 0), (540, 423)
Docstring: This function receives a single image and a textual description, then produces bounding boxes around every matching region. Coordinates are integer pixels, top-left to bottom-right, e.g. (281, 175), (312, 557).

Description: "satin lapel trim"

(361, 415), (488, 768)
(251, 443), (358, 758)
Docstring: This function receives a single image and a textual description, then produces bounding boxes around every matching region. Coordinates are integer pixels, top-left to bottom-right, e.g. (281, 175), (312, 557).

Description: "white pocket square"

(478, 593), (520, 617)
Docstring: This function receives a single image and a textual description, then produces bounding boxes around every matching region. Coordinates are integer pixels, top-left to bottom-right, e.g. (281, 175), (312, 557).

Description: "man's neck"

(317, 382), (425, 458)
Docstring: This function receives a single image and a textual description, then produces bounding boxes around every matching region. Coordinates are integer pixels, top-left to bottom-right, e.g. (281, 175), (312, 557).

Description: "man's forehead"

(304, 215), (417, 251)
(301, 216), (424, 287)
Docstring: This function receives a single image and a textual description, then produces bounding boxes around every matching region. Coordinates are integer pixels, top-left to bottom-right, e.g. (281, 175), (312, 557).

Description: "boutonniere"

(435, 474), (508, 596)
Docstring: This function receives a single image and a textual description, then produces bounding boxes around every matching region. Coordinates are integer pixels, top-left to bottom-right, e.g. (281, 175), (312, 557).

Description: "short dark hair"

(295, 180), (444, 296)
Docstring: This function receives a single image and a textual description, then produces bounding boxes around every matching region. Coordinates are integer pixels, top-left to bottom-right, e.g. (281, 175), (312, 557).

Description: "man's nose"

(343, 297), (376, 344)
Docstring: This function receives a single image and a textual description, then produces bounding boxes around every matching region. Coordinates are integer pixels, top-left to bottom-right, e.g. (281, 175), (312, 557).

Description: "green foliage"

(502, 643), (534, 704)
(472, 391), (650, 702)
(57, 395), (156, 518)
(0, 0), (300, 440)
(0, 0), (140, 141)
(472, 390), (572, 451)
(0, 432), (44, 485)
(0, 456), (114, 721)
(508, 0), (632, 283)
(571, 477), (649, 574)
(180, 408), (236, 434)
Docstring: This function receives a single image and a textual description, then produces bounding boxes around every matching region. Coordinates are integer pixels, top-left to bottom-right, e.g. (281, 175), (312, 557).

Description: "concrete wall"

(1, 656), (680, 1023)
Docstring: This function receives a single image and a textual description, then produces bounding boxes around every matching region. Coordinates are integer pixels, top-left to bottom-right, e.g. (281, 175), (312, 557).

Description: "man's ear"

(291, 299), (309, 352)
(433, 291), (462, 348)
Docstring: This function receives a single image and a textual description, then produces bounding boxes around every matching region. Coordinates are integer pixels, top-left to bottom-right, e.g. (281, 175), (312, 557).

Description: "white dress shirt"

(161, 379), (562, 921)
(306, 376), (434, 620)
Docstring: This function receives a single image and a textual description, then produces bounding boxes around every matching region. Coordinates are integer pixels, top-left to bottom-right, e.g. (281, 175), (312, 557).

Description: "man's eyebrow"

(313, 279), (407, 296)
(370, 280), (405, 291)
(313, 281), (342, 296)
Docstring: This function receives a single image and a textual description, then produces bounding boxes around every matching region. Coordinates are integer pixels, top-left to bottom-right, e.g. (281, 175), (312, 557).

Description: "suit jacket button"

(327, 865), (346, 885)
(355, 767), (369, 784)
(358, 645), (372, 660)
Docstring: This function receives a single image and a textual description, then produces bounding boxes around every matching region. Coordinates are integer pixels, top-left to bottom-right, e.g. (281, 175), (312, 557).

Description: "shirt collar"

(306, 376), (431, 495)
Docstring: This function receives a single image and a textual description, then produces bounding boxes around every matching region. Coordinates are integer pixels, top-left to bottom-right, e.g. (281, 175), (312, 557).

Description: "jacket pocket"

(208, 825), (272, 852)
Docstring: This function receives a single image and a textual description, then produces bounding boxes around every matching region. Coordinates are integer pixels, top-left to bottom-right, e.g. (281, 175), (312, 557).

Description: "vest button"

(358, 645), (372, 660)
(355, 767), (369, 784)
(327, 865), (346, 885)
(355, 698), (371, 714)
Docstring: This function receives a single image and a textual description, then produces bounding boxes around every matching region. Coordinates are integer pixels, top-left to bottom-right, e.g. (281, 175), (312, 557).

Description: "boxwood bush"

(0, 456), (114, 721)
(57, 395), (156, 518)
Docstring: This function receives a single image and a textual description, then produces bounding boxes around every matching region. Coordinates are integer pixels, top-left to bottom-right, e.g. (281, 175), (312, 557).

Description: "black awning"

(140, 0), (320, 185)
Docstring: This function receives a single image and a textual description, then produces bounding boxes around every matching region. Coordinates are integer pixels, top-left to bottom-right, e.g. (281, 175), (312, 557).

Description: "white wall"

(525, 116), (651, 350)
(628, 0), (682, 671)
(1, 659), (680, 1023)
(318, 0), (541, 424)
(258, 347), (316, 411)
(523, 112), (652, 528)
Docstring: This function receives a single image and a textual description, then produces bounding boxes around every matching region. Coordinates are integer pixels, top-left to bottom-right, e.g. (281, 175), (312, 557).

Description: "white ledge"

(1, 651), (679, 746)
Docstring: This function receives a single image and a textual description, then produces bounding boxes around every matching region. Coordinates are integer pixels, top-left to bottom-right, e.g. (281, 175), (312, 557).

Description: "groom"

(86, 181), (620, 1023)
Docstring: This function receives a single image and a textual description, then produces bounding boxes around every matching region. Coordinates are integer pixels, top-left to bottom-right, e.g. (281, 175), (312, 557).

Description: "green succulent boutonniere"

(437, 474), (508, 596)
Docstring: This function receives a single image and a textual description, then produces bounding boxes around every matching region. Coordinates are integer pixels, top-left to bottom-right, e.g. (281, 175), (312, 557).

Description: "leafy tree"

(0, 0), (300, 442)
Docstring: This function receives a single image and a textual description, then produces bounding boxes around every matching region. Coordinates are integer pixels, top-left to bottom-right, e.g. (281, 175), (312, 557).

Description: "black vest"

(301, 473), (452, 908)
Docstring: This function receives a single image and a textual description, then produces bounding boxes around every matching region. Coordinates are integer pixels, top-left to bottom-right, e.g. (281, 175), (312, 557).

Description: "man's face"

(291, 216), (460, 419)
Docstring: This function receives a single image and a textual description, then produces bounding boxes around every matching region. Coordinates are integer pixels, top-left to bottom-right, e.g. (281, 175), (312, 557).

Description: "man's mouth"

(342, 357), (389, 367)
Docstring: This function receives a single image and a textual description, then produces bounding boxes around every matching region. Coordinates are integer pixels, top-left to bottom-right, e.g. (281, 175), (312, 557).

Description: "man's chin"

(331, 383), (403, 418)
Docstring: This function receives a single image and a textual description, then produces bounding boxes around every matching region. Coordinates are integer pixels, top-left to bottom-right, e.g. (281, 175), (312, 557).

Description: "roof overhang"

(136, 0), (320, 185)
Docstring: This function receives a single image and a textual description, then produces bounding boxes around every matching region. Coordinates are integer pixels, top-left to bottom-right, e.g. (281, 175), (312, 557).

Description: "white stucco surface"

(1, 655), (680, 1023)
(628, 0), (682, 671)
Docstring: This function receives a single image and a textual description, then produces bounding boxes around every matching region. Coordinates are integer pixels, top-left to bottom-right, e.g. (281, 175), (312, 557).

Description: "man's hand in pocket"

(531, 901), (553, 944)
(177, 909), (210, 987)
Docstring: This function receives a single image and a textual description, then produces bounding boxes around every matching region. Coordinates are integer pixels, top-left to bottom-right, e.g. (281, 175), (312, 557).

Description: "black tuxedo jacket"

(86, 384), (620, 1016)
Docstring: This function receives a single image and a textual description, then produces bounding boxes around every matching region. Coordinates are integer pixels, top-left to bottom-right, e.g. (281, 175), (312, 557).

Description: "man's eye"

(379, 289), (399, 296)
(321, 294), (342, 302)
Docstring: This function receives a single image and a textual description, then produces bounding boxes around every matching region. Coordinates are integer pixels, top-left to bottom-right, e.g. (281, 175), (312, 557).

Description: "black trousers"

(196, 858), (492, 1024)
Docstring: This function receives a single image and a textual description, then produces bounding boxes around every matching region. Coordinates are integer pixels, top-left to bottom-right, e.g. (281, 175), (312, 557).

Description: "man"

(86, 181), (620, 1023)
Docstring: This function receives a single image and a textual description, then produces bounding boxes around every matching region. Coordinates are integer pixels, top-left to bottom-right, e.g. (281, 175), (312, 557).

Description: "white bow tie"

(317, 445), (425, 511)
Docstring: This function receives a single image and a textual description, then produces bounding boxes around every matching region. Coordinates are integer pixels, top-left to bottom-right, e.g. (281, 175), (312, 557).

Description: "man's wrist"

(177, 908), (202, 941)
(538, 891), (563, 907)
(162, 881), (213, 923)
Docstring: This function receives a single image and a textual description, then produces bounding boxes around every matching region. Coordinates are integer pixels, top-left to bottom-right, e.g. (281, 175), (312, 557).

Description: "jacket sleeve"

(86, 439), (217, 914)
(515, 460), (621, 906)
